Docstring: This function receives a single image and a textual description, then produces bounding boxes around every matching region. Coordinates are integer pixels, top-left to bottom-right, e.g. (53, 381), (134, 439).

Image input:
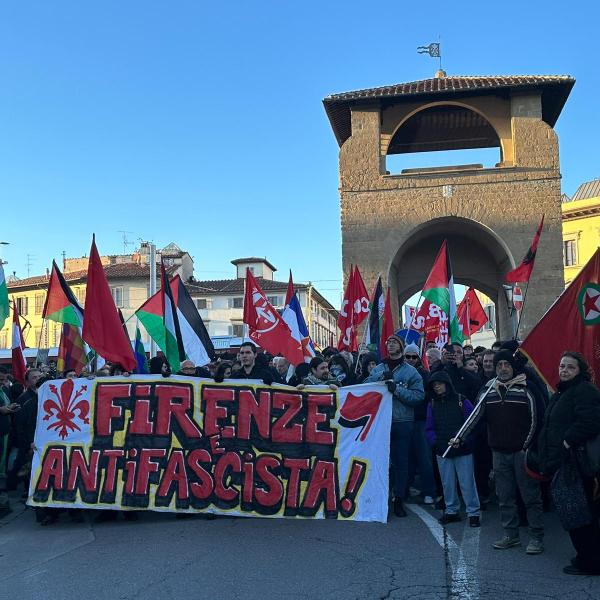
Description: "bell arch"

(388, 217), (517, 338)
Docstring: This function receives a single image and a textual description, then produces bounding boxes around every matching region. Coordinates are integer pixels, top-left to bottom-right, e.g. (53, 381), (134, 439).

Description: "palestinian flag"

(161, 262), (185, 372)
(0, 262), (8, 330)
(42, 260), (83, 326)
(57, 324), (87, 375)
(365, 276), (384, 357)
(422, 240), (463, 344)
(136, 274), (215, 367)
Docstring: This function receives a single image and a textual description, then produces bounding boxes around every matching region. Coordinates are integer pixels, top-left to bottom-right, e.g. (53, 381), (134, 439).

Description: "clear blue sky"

(1, 1), (597, 306)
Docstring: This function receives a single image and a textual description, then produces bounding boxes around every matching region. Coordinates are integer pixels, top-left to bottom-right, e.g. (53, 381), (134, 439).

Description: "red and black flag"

(505, 216), (544, 284)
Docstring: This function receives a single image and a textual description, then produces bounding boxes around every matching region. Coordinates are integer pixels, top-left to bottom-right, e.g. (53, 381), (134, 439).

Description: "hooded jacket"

(365, 357), (424, 422)
(425, 371), (475, 457)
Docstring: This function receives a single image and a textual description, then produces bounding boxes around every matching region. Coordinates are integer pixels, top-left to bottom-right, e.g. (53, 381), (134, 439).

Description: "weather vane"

(417, 41), (442, 71)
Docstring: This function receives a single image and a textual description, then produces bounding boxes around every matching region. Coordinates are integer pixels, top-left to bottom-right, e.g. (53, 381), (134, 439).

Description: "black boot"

(393, 498), (407, 518)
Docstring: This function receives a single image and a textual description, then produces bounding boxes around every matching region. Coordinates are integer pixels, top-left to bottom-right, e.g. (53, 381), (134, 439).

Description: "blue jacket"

(365, 359), (424, 422)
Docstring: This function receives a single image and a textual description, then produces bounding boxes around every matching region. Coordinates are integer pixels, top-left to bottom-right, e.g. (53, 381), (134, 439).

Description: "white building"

(186, 258), (339, 350)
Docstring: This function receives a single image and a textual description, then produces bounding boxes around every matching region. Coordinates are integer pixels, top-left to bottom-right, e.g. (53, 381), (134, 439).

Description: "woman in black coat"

(537, 351), (600, 576)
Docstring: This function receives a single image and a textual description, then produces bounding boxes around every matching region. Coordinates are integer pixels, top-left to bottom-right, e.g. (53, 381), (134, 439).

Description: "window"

(229, 297), (244, 309)
(195, 298), (209, 310)
(267, 295), (281, 308)
(34, 294), (44, 315)
(111, 286), (124, 308)
(0, 331), (7, 348)
(232, 323), (244, 337)
(563, 240), (577, 267)
(52, 323), (62, 347)
(76, 287), (86, 306)
(16, 296), (28, 315)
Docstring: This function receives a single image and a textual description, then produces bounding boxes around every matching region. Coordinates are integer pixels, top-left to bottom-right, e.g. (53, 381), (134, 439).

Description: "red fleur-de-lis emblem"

(43, 379), (89, 440)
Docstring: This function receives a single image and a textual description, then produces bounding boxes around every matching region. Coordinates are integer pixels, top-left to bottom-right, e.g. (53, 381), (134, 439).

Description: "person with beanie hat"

(459, 347), (546, 554)
(425, 371), (481, 527)
(365, 334), (425, 519)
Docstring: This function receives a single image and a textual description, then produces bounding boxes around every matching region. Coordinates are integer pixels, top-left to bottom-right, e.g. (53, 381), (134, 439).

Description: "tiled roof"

(323, 74), (575, 146)
(572, 178), (600, 201)
(8, 263), (176, 291)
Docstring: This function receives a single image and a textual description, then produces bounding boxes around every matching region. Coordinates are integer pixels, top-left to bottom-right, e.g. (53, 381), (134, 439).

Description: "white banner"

(28, 376), (392, 522)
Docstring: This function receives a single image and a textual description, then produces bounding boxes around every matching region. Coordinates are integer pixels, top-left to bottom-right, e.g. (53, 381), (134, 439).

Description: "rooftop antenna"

(118, 231), (134, 254)
(62, 250), (66, 271)
(26, 253), (36, 277)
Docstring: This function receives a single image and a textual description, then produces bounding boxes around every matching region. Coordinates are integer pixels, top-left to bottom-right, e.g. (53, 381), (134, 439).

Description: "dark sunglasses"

(405, 354), (419, 359)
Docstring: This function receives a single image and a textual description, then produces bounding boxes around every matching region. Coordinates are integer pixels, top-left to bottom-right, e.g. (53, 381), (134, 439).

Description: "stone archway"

(388, 217), (517, 339)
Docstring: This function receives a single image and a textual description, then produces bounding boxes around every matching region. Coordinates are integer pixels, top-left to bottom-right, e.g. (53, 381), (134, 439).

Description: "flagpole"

(35, 317), (49, 367)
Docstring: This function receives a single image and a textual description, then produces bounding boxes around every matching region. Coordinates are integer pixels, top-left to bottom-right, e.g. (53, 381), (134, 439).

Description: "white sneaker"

(423, 496), (435, 505)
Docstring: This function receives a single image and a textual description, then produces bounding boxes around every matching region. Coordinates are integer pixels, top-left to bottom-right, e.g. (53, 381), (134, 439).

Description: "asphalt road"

(2, 494), (600, 600)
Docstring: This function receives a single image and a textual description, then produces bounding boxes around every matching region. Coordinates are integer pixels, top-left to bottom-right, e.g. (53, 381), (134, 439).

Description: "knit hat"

(427, 370), (455, 393)
(385, 334), (405, 349)
(493, 349), (518, 372)
(404, 343), (421, 358)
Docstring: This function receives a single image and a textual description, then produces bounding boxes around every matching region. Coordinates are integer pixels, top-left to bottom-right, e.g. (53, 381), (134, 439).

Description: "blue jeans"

(436, 454), (480, 517)
(390, 421), (414, 498)
(408, 421), (436, 497)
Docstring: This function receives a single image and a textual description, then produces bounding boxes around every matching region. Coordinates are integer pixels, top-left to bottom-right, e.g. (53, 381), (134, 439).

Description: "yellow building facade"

(562, 178), (600, 286)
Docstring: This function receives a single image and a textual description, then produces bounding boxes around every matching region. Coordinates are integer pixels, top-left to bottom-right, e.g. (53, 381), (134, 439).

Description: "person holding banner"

(365, 335), (425, 518)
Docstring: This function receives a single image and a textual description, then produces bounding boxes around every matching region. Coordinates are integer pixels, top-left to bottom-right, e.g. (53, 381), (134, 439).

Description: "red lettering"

(102, 449), (124, 494)
(237, 390), (270, 440)
(203, 387), (235, 437)
(306, 393), (335, 445)
(214, 451), (241, 502)
(157, 450), (189, 500)
(303, 460), (338, 513)
(67, 449), (100, 492)
(187, 449), (214, 499)
(95, 384), (130, 436)
(135, 449), (166, 495)
(272, 392), (303, 444)
(36, 447), (65, 491)
(283, 458), (310, 509)
(255, 456), (283, 507)
(129, 385), (153, 435)
(156, 385), (201, 439)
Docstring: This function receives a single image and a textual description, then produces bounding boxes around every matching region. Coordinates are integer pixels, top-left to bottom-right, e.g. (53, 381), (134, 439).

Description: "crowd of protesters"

(0, 336), (599, 576)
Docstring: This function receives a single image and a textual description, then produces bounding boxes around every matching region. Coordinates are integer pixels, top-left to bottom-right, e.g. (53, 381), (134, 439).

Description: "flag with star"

(520, 248), (600, 389)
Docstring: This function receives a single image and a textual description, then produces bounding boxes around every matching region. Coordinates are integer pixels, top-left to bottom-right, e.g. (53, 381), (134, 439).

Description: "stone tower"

(324, 74), (575, 338)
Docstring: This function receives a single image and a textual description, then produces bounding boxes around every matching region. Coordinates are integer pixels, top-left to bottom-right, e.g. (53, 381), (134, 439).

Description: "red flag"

(11, 301), (27, 384)
(379, 288), (395, 358)
(457, 288), (488, 337)
(243, 268), (304, 365)
(82, 237), (137, 372)
(505, 215), (544, 283)
(337, 266), (370, 351)
(520, 248), (600, 389)
(284, 270), (294, 306)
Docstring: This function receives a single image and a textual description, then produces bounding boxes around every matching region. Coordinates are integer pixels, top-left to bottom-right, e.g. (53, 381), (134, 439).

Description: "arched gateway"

(324, 73), (575, 338)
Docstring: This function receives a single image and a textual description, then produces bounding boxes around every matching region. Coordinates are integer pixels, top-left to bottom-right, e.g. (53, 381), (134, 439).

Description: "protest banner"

(28, 376), (392, 522)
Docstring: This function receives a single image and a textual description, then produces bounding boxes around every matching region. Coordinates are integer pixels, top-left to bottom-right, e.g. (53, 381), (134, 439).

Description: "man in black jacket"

(229, 342), (277, 384)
